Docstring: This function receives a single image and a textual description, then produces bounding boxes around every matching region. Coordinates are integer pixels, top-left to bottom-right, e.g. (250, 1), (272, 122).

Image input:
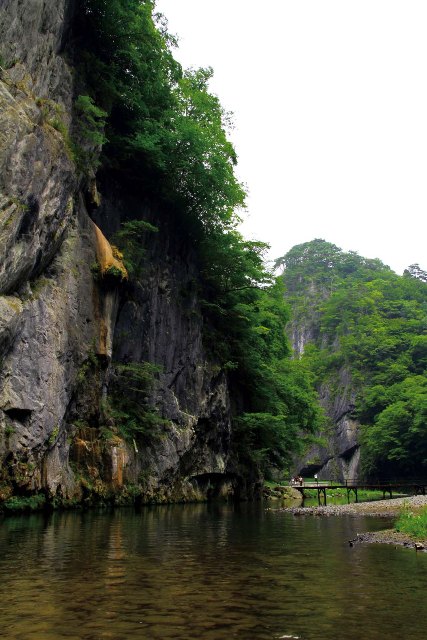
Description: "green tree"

(112, 219), (158, 278)
(74, 1), (245, 236)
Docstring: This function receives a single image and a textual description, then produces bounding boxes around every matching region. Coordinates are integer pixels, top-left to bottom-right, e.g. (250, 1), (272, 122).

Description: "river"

(0, 502), (426, 639)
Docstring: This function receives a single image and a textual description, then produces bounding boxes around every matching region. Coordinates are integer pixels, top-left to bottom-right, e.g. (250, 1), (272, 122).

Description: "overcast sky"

(156, 1), (427, 274)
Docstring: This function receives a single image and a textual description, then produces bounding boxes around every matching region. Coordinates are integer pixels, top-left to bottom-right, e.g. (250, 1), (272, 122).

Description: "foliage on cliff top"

(280, 239), (427, 478)
(74, 0), (245, 234)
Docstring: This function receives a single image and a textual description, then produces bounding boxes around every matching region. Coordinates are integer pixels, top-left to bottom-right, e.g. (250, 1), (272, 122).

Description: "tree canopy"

(74, 0), (245, 235)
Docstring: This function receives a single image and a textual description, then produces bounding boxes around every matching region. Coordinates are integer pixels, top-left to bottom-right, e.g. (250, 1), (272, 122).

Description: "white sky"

(156, 1), (427, 274)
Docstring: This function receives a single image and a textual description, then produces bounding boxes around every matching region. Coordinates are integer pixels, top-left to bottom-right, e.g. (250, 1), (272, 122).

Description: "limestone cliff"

(294, 365), (361, 482)
(0, 1), (240, 508)
(282, 241), (361, 482)
(284, 238), (427, 483)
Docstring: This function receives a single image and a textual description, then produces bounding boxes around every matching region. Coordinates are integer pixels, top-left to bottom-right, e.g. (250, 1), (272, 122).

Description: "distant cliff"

(280, 239), (427, 481)
(279, 240), (361, 481)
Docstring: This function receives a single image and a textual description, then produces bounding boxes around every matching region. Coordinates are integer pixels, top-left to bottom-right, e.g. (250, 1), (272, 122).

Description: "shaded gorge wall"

(0, 0), (245, 508)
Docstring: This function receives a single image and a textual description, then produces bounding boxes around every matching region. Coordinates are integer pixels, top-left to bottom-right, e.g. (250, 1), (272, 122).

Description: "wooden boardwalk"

(290, 480), (427, 506)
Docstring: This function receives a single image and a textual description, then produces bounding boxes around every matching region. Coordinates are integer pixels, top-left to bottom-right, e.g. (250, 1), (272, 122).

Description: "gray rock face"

(288, 292), (361, 482)
(0, 203), (111, 496)
(0, 84), (75, 294)
(0, 0), (73, 103)
(0, 0), (76, 295)
(104, 195), (234, 500)
(293, 356), (361, 482)
(0, 295), (23, 358)
(0, 1), (239, 505)
(289, 322), (317, 357)
(0, 0), (83, 497)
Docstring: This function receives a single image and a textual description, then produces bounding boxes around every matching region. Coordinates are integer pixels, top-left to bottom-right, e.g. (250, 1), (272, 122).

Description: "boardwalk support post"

(317, 487), (327, 506)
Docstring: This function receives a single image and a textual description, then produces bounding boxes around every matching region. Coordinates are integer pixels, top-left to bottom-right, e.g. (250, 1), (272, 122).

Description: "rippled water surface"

(0, 503), (426, 639)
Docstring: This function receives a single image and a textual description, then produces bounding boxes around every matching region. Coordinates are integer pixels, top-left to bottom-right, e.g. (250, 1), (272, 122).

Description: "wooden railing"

(288, 479), (426, 506)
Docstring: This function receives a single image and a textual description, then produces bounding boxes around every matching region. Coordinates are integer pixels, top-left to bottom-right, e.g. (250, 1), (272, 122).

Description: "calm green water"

(0, 503), (426, 640)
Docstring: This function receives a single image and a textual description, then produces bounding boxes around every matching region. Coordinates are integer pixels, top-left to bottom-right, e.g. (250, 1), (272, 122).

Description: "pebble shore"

(272, 495), (427, 551)
(277, 494), (427, 518)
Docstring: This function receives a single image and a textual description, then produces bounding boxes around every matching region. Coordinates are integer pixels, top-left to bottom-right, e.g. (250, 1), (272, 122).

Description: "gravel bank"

(271, 495), (427, 551)
(275, 494), (427, 518)
(351, 530), (427, 551)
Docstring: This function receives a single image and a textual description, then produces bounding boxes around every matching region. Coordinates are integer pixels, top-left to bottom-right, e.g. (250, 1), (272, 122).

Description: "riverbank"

(351, 529), (426, 550)
(278, 494), (427, 517)
(273, 495), (427, 550)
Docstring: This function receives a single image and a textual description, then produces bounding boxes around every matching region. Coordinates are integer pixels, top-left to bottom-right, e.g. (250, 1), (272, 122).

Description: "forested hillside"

(279, 239), (427, 480)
